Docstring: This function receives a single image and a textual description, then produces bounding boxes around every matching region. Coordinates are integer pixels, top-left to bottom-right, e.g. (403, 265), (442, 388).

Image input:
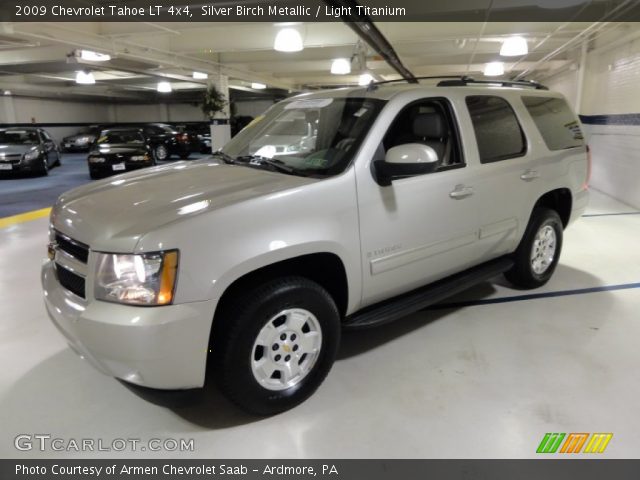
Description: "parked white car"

(42, 78), (590, 414)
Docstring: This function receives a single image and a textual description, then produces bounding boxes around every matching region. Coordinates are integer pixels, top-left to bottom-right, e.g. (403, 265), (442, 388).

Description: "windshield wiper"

(211, 150), (236, 164)
(236, 155), (297, 175)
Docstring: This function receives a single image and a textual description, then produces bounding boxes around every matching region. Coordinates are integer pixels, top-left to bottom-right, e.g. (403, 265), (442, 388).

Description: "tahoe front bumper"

(42, 260), (216, 389)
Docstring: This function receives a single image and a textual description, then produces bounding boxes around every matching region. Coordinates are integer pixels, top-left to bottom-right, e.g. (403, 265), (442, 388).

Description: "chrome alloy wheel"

(251, 308), (323, 391)
(530, 225), (557, 275)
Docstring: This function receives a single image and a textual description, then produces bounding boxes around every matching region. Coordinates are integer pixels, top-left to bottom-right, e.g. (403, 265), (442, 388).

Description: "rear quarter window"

(522, 96), (584, 151)
(465, 95), (526, 163)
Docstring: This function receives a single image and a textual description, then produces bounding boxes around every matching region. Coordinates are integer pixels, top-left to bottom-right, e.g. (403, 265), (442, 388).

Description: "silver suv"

(42, 78), (590, 414)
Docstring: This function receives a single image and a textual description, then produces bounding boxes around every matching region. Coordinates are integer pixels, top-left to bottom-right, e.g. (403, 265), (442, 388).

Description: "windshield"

(0, 130), (39, 145)
(222, 97), (385, 177)
(97, 131), (145, 144)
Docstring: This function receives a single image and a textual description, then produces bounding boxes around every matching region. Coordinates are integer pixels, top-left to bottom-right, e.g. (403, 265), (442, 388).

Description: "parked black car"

(87, 128), (154, 179)
(0, 127), (60, 176)
(135, 123), (193, 161)
(175, 123), (211, 153)
(61, 125), (105, 152)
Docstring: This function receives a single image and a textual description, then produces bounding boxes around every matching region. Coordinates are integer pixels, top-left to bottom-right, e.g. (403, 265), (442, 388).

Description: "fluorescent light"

(157, 81), (172, 93)
(484, 62), (505, 77)
(359, 73), (374, 86)
(80, 50), (111, 62)
(75, 71), (95, 84)
(331, 58), (351, 75)
(251, 82), (267, 89)
(193, 71), (208, 80)
(500, 36), (528, 57)
(274, 28), (303, 52)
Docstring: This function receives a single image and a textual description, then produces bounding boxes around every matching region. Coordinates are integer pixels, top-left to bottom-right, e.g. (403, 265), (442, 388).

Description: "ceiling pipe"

(323, 0), (417, 83)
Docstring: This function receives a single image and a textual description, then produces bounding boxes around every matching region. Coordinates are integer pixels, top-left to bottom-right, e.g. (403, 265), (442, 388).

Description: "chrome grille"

(55, 232), (89, 263)
(55, 264), (86, 298)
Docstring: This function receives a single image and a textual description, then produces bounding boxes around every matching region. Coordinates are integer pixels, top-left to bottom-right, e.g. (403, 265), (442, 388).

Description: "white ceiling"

(0, 21), (634, 102)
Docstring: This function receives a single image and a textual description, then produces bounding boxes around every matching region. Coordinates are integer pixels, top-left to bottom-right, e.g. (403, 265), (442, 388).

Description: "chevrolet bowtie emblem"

(47, 242), (57, 260)
(283, 345), (291, 353)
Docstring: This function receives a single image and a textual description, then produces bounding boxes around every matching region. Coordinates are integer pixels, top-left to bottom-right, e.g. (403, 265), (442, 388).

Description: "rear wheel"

(211, 277), (340, 415)
(505, 207), (563, 289)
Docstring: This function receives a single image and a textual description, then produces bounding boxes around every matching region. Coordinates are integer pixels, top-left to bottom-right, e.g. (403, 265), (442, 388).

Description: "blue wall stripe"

(429, 282), (640, 310)
(580, 113), (640, 126)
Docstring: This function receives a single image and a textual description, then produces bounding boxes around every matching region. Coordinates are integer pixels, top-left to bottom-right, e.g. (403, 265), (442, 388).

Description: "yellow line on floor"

(0, 207), (51, 229)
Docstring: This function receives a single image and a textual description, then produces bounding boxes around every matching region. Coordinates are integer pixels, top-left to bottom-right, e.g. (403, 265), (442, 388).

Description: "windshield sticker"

(97, 136), (108, 143)
(353, 107), (368, 117)
(284, 98), (334, 110)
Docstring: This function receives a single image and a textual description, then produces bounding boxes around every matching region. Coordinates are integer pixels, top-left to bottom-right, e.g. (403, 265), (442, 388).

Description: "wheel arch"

(532, 188), (572, 228)
(213, 252), (350, 322)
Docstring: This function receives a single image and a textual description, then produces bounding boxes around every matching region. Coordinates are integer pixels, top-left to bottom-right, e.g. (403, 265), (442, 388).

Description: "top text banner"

(3, 0), (640, 22)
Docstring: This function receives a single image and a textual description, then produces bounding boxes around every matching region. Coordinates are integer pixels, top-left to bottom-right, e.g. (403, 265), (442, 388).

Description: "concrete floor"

(0, 189), (639, 459)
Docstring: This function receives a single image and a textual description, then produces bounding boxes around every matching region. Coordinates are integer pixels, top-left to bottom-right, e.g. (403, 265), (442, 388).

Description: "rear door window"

(466, 95), (526, 163)
(522, 96), (584, 151)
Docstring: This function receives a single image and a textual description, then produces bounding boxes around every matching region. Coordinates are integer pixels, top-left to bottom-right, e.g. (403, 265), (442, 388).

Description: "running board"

(343, 257), (514, 330)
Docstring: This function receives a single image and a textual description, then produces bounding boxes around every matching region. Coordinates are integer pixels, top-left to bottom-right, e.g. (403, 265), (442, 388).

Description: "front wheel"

(505, 207), (563, 289)
(154, 144), (169, 162)
(211, 277), (340, 415)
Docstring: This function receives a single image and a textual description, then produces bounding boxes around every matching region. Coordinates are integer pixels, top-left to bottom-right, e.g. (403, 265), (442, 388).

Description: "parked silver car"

(0, 127), (61, 176)
(42, 78), (589, 414)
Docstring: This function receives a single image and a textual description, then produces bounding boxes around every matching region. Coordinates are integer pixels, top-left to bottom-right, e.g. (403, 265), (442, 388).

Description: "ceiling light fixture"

(193, 71), (208, 80)
(75, 71), (96, 84)
(251, 82), (267, 89)
(359, 73), (374, 86)
(484, 62), (505, 77)
(80, 50), (111, 62)
(157, 81), (172, 93)
(331, 58), (351, 75)
(500, 36), (528, 56)
(274, 28), (303, 52)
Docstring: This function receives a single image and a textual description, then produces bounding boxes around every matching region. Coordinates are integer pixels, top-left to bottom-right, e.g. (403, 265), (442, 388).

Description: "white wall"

(0, 97), (211, 143)
(546, 31), (640, 209)
(234, 99), (274, 117)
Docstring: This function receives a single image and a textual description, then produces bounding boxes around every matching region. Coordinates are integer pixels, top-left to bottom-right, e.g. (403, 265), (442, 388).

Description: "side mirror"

(374, 143), (439, 186)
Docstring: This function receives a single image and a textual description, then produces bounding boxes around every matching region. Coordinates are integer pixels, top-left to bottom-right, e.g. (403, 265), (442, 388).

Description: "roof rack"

(437, 76), (548, 90)
(366, 75), (548, 91)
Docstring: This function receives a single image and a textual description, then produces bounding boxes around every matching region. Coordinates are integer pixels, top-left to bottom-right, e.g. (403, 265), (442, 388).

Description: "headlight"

(95, 251), (178, 306)
(130, 155), (150, 161)
(23, 150), (39, 161)
(89, 157), (105, 163)
(78, 136), (91, 143)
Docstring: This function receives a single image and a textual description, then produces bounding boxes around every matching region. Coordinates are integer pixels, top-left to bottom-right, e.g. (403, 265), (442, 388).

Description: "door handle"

(520, 169), (540, 181)
(449, 184), (474, 199)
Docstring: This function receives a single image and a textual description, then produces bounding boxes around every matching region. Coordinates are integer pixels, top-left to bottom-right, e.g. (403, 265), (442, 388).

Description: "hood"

(0, 144), (38, 156)
(52, 159), (316, 252)
(65, 133), (96, 141)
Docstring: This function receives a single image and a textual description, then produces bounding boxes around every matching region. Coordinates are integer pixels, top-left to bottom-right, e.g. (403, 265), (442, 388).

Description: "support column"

(209, 73), (231, 152)
(0, 94), (17, 123)
(575, 41), (588, 114)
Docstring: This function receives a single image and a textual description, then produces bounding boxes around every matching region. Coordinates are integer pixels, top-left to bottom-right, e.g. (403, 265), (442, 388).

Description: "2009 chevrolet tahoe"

(42, 78), (590, 414)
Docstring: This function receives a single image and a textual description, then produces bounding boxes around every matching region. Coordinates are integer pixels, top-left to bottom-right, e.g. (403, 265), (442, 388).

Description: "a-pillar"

(209, 74), (231, 151)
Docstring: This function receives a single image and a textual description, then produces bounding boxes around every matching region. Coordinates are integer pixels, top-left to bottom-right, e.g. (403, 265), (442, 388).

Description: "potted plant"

(201, 84), (229, 151)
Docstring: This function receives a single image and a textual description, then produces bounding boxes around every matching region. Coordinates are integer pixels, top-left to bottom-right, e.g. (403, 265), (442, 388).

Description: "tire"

(505, 207), (563, 289)
(89, 170), (101, 180)
(211, 276), (340, 415)
(54, 156), (61, 167)
(154, 144), (169, 162)
(37, 157), (49, 176)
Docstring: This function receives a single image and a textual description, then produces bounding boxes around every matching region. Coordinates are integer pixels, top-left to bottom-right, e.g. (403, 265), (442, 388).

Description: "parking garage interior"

(1, 9), (640, 461)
